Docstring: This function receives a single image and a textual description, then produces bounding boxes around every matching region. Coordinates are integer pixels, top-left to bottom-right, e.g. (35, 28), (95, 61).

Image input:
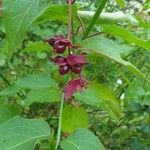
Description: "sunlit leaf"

(24, 41), (51, 52)
(81, 36), (145, 79)
(102, 25), (150, 51)
(115, 0), (125, 8)
(75, 82), (122, 121)
(62, 105), (89, 133)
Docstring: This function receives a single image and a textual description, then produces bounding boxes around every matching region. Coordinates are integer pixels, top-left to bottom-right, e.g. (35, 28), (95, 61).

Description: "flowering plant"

(0, 0), (149, 149)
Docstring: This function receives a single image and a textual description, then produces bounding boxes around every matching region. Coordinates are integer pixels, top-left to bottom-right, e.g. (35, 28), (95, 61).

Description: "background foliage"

(0, 0), (150, 149)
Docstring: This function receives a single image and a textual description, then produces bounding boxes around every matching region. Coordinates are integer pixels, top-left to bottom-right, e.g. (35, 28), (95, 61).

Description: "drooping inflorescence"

(46, 0), (88, 100)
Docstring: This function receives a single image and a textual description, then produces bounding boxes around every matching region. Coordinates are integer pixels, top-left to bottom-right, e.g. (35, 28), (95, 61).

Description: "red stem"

(67, 1), (74, 80)
(67, 1), (72, 41)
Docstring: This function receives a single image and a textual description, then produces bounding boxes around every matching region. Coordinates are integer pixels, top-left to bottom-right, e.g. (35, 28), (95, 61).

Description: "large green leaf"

(3, 0), (49, 57)
(15, 74), (56, 89)
(62, 105), (89, 133)
(0, 102), (20, 125)
(61, 128), (105, 150)
(102, 25), (150, 51)
(36, 5), (77, 24)
(0, 116), (50, 150)
(0, 74), (57, 96)
(0, 84), (20, 96)
(75, 82), (122, 121)
(27, 87), (60, 105)
(36, 5), (138, 26)
(81, 36), (145, 79)
(78, 11), (139, 26)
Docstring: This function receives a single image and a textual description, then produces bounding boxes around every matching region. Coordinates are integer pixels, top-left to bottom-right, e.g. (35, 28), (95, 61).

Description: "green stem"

(55, 93), (64, 150)
(83, 0), (108, 38)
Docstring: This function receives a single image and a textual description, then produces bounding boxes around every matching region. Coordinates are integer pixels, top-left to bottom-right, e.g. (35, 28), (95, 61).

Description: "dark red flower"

(52, 56), (69, 75)
(53, 56), (67, 66)
(52, 37), (71, 54)
(59, 65), (70, 75)
(66, 54), (87, 66)
(46, 35), (64, 46)
(52, 54), (87, 75)
(64, 76), (88, 100)
(45, 35), (72, 54)
(67, 0), (75, 4)
(54, 40), (66, 54)
(71, 64), (82, 74)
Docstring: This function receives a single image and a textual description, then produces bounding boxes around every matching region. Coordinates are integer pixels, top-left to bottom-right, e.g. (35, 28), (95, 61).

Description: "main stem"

(55, 93), (64, 150)
(67, 1), (73, 80)
(55, 3), (73, 150)
(67, 1), (72, 41)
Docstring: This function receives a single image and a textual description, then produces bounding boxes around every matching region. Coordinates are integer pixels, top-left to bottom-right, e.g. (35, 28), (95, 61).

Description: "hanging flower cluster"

(46, 0), (88, 100)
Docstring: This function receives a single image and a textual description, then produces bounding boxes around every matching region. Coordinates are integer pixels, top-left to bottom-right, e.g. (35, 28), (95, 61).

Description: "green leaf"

(81, 36), (145, 79)
(15, 74), (56, 89)
(0, 116), (50, 150)
(0, 74), (57, 96)
(61, 128), (105, 150)
(36, 5), (77, 24)
(27, 87), (60, 105)
(0, 84), (20, 96)
(102, 25), (150, 51)
(75, 82), (122, 121)
(3, 0), (49, 57)
(62, 105), (89, 133)
(115, 0), (125, 8)
(24, 41), (51, 52)
(36, 5), (138, 26)
(78, 11), (139, 26)
(0, 103), (20, 125)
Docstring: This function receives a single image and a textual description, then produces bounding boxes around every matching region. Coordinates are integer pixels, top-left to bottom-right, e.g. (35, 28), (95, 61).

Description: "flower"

(46, 35), (64, 46)
(67, 0), (75, 4)
(67, 54), (87, 66)
(67, 54), (87, 74)
(64, 76), (88, 100)
(54, 40), (66, 53)
(52, 54), (87, 75)
(46, 35), (71, 54)
(52, 56), (70, 75)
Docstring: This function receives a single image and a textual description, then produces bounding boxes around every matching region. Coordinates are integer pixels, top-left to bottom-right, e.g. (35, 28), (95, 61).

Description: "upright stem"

(67, 1), (72, 41)
(83, 0), (108, 38)
(55, 93), (64, 150)
(55, 3), (73, 149)
(67, 1), (73, 79)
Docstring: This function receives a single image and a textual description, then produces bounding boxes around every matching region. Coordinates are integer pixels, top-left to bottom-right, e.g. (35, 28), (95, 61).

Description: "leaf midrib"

(0, 125), (49, 150)
(63, 140), (80, 150)
(9, 0), (38, 50)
